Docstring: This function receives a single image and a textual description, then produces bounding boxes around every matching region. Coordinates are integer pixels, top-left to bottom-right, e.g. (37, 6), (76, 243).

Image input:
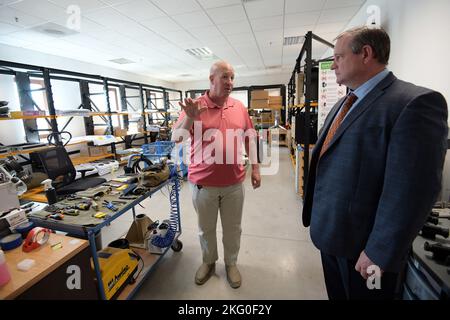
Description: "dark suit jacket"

(302, 72), (448, 272)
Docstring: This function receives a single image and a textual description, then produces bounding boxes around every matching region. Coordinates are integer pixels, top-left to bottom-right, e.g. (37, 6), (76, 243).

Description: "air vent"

(179, 74), (192, 77)
(266, 65), (281, 70)
(185, 47), (218, 61)
(109, 58), (135, 65)
(32, 22), (79, 37)
(283, 36), (304, 46)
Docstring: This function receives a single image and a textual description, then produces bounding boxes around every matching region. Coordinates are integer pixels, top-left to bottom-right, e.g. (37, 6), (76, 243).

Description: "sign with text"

(318, 61), (347, 133)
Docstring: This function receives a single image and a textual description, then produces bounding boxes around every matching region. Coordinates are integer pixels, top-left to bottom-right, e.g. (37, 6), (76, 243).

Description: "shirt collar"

(204, 90), (234, 109)
(352, 68), (390, 100)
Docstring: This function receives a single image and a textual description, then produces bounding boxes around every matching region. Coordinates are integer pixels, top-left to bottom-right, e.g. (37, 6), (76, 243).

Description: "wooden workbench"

(0, 233), (92, 300)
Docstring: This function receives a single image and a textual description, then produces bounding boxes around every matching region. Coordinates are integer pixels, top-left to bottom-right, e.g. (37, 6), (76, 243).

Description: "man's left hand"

(355, 251), (384, 279)
(251, 169), (261, 189)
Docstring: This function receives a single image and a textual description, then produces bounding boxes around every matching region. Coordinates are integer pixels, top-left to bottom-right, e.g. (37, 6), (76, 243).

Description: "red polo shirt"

(175, 91), (255, 187)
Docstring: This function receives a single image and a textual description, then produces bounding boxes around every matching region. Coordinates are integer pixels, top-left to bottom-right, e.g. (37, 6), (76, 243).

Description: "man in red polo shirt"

(172, 61), (261, 288)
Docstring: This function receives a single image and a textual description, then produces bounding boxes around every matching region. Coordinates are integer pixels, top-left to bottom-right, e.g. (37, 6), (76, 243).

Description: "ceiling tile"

(0, 0), (20, 5)
(233, 43), (260, 58)
(151, 0), (201, 15)
(285, 11), (321, 29)
(84, 7), (132, 28)
(188, 26), (223, 41)
(140, 16), (181, 33)
(206, 5), (247, 25)
(261, 45), (282, 55)
(196, 0), (241, 9)
(163, 29), (198, 45)
(10, 0), (67, 21)
(173, 11), (213, 29)
(314, 21), (347, 34)
(114, 0), (166, 22)
(116, 21), (157, 40)
(47, 0), (108, 13)
(0, 6), (46, 27)
(284, 25), (314, 37)
(244, 0), (284, 19)
(324, 0), (365, 9)
(206, 40), (234, 53)
(216, 20), (252, 35)
(317, 6), (361, 24)
(254, 29), (283, 46)
(226, 33), (255, 46)
(0, 21), (21, 34)
(99, 0), (132, 5)
(285, 0), (326, 14)
(250, 15), (283, 32)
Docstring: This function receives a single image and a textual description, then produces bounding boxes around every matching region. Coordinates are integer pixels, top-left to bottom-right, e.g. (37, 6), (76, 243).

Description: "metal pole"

(43, 68), (62, 146)
(103, 78), (116, 155)
(303, 32), (313, 199)
(139, 84), (148, 144)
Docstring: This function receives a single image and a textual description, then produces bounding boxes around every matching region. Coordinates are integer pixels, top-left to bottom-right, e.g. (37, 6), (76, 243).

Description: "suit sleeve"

(365, 91), (448, 272)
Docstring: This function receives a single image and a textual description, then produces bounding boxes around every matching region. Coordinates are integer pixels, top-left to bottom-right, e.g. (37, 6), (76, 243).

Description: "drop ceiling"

(0, 0), (366, 82)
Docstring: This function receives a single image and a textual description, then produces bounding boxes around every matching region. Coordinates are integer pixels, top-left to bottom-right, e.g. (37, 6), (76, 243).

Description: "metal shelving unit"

(0, 60), (182, 163)
(287, 32), (335, 198)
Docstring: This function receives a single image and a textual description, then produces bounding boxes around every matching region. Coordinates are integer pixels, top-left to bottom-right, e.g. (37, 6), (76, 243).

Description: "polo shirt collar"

(204, 90), (234, 109)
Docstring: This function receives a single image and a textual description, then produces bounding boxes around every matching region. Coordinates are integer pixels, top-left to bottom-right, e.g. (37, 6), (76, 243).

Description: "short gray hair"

(336, 26), (390, 65)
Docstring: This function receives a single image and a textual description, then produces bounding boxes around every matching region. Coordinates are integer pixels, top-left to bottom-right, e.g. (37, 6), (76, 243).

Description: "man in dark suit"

(302, 26), (448, 299)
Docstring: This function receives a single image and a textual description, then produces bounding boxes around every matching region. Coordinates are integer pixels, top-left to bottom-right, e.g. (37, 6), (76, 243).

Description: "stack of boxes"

(250, 90), (269, 109)
(249, 90), (284, 126)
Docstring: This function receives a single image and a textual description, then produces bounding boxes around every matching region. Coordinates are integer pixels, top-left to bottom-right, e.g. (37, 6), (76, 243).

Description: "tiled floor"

(100, 147), (327, 300)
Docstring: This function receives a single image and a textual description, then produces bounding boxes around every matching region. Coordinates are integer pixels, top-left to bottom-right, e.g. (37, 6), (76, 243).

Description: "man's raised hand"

(178, 98), (207, 119)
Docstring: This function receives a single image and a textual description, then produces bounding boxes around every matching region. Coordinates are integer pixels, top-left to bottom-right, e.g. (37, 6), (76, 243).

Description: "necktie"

(319, 93), (358, 158)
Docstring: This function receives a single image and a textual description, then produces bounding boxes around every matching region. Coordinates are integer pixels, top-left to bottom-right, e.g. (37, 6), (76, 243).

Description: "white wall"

(0, 74), (25, 145)
(330, 0), (450, 107)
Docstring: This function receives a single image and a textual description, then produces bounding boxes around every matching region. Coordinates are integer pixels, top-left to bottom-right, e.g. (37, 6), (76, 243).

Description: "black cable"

(47, 131), (72, 146)
(128, 154), (153, 174)
(130, 250), (144, 283)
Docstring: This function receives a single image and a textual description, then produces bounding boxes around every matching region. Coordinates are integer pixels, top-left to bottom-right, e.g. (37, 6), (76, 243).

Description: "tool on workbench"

(92, 212), (107, 219)
(60, 209), (79, 216)
(46, 213), (64, 220)
(102, 200), (118, 212)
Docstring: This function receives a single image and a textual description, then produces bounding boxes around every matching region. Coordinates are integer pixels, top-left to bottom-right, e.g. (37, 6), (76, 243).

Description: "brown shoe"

(195, 263), (215, 285)
(225, 265), (241, 288)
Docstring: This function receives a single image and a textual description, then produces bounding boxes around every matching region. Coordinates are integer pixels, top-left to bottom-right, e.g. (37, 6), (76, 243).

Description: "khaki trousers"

(191, 182), (245, 265)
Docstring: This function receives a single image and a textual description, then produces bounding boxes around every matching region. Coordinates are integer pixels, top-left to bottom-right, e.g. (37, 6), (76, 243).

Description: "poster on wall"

(318, 61), (347, 133)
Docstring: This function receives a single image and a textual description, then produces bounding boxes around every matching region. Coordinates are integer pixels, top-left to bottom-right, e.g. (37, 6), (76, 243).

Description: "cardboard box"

(94, 127), (107, 135)
(265, 104), (282, 110)
(250, 99), (269, 109)
(251, 90), (269, 100)
(260, 111), (273, 122)
(113, 127), (128, 137)
(88, 146), (109, 157)
(269, 96), (283, 104)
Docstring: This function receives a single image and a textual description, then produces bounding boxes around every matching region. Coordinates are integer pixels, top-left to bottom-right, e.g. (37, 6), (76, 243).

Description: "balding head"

(208, 61), (235, 100)
(210, 61), (234, 77)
